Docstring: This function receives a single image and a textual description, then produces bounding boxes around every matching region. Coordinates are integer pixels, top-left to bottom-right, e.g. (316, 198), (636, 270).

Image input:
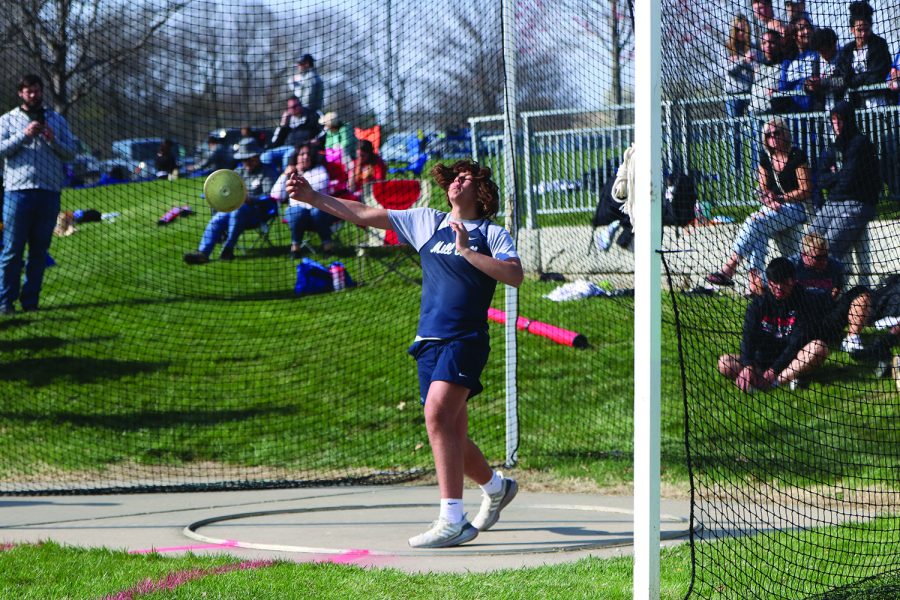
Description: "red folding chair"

(357, 179), (430, 284)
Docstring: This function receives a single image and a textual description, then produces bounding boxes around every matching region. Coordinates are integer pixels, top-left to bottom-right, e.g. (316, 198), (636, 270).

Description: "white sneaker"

(893, 355), (900, 393)
(408, 517), (478, 548)
(841, 334), (864, 353)
(471, 476), (519, 531)
(788, 378), (806, 391)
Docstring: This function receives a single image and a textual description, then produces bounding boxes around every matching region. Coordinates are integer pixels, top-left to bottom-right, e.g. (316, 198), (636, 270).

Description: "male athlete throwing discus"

(287, 160), (523, 548)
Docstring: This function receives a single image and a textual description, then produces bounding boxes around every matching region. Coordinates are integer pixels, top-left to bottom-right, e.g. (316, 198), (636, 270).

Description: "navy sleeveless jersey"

(388, 208), (519, 341)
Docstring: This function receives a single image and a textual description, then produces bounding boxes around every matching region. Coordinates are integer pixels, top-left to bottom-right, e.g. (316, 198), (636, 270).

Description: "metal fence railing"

(471, 94), (900, 226)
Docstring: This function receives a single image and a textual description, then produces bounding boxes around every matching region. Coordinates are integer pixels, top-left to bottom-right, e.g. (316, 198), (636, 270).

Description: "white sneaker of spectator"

(841, 334), (864, 353)
(595, 220), (620, 252)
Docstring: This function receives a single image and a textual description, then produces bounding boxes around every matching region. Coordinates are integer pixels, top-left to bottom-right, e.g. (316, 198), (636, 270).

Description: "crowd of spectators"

(723, 0), (900, 197)
(709, 1), (900, 391)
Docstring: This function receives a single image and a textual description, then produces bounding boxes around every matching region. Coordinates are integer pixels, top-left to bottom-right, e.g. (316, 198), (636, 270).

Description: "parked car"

(380, 131), (420, 163)
(426, 137), (473, 160)
(110, 137), (189, 181)
(65, 138), (102, 187)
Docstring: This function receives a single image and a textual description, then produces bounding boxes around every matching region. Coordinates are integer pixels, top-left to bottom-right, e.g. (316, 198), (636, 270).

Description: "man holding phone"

(0, 74), (77, 315)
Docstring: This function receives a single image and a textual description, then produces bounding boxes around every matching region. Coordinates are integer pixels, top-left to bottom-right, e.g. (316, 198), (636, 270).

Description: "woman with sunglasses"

(707, 117), (810, 289)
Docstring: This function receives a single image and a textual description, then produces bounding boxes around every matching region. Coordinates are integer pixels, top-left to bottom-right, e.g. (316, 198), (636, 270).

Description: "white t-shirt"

(286, 165), (329, 208)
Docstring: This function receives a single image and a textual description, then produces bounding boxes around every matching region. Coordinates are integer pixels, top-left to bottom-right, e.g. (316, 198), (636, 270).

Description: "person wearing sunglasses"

(707, 117), (810, 290)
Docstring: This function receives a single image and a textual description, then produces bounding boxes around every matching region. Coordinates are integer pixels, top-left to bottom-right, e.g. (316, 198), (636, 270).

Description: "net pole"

(633, 0), (662, 597)
(501, 0), (519, 467)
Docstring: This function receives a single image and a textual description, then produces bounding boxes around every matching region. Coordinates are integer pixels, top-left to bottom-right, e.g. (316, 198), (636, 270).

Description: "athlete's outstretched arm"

(286, 172), (392, 230)
(450, 222), (524, 288)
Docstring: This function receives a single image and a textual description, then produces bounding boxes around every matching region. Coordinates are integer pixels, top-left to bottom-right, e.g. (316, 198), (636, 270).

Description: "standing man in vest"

(0, 74), (76, 315)
(290, 54), (324, 115)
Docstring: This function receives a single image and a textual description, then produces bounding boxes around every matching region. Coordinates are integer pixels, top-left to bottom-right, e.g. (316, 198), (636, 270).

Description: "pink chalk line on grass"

(319, 549), (372, 564)
(102, 559), (276, 600)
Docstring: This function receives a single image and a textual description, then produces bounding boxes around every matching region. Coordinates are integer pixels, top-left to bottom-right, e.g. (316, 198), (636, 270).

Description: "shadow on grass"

(47, 289), (302, 310)
(814, 570), (900, 600)
(0, 335), (118, 353)
(0, 356), (167, 387)
(0, 317), (32, 331)
(0, 403), (299, 430)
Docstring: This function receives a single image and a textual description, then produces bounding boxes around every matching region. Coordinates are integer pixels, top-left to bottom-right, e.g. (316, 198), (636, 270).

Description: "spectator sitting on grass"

(183, 138), (277, 265)
(706, 117), (810, 290)
(718, 257), (830, 392)
(262, 97), (321, 170)
(319, 111), (356, 172)
(278, 143), (334, 258)
(154, 139), (178, 179)
(752, 233), (872, 353)
(194, 135), (235, 173)
(349, 140), (387, 195)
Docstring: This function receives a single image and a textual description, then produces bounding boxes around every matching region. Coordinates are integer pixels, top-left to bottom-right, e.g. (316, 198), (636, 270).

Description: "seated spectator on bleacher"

(707, 117), (809, 289)
(837, 1), (893, 109)
(262, 97), (321, 170)
(349, 140), (387, 194)
(804, 28), (846, 113)
(183, 138), (277, 265)
(319, 111), (356, 172)
(718, 257), (830, 392)
(889, 50), (900, 93)
(785, 0), (811, 26)
(723, 14), (756, 175)
(780, 16), (816, 112)
(809, 101), (880, 264)
(278, 143), (334, 258)
(751, 29), (791, 116)
(749, 0), (783, 49)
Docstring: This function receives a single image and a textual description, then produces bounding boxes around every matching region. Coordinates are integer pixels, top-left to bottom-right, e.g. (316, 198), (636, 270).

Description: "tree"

(423, 0), (572, 126)
(560, 0), (634, 123)
(0, 0), (190, 117)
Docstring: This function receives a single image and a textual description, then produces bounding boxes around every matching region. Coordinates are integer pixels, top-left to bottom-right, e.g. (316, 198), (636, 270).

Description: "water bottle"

(330, 263), (346, 291)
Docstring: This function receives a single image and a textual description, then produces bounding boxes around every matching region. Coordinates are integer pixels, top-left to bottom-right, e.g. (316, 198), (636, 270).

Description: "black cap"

(297, 54), (314, 66)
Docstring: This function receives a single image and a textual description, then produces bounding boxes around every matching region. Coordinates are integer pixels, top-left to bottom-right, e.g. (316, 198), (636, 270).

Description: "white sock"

(440, 498), (464, 524)
(480, 471), (503, 496)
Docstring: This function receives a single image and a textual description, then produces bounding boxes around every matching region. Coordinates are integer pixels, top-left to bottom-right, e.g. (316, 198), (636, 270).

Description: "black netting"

(662, 0), (900, 597)
(0, 0), (631, 501)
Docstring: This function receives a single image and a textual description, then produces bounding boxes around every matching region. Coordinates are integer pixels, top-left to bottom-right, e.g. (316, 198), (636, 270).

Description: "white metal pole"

(634, 0), (662, 598)
(501, 0), (519, 467)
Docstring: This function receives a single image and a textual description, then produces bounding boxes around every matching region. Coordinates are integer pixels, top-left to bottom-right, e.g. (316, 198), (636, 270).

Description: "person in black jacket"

(836, 1), (893, 109)
(718, 257), (831, 392)
(261, 97), (321, 170)
(809, 101), (880, 263)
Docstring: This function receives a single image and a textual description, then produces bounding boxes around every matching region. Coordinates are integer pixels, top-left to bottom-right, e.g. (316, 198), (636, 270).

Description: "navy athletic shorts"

(408, 334), (490, 405)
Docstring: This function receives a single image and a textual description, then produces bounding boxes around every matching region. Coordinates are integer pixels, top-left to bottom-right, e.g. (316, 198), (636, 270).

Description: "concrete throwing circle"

(183, 501), (691, 557)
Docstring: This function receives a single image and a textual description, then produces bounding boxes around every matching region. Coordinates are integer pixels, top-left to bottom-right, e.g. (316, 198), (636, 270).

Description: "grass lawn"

(2, 518), (899, 599)
(1, 176), (898, 597)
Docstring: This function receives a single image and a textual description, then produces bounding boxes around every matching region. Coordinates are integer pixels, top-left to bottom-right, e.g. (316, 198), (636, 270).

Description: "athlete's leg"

(424, 380), (470, 499)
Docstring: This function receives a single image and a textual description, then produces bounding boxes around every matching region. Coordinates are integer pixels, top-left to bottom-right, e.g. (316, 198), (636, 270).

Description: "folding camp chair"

(238, 197), (281, 255)
(356, 179), (430, 284)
